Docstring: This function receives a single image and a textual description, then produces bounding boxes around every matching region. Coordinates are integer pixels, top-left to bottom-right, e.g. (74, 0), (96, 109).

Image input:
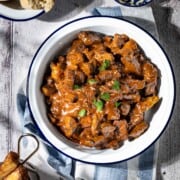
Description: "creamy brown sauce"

(41, 31), (160, 149)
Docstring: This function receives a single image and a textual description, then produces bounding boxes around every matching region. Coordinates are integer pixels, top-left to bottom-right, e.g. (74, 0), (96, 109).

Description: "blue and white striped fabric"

(17, 6), (159, 180)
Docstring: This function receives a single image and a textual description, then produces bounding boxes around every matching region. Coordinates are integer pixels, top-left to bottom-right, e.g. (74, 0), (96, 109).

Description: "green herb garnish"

(88, 79), (97, 85)
(100, 92), (110, 101)
(73, 84), (81, 90)
(115, 101), (121, 108)
(93, 99), (104, 112)
(112, 80), (120, 90)
(99, 60), (110, 71)
(78, 109), (87, 117)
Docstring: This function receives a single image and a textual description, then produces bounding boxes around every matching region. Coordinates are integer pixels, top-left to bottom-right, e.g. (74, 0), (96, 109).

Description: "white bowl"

(114, 0), (153, 7)
(27, 16), (175, 164)
(0, 2), (43, 21)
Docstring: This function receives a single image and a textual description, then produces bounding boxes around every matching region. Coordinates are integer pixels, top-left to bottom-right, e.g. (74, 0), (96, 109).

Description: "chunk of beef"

(61, 100), (81, 117)
(143, 62), (158, 82)
(58, 116), (78, 137)
(145, 82), (157, 96)
(63, 69), (75, 88)
(68, 39), (86, 53)
(94, 50), (114, 62)
(42, 84), (56, 97)
(50, 62), (63, 82)
(57, 56), (66, 69)
(91, 114), (101, 136)
(120, 102), (131, 116)
(123, 93), (141, 103)
(92, 42), (106, 51)
(119, 39), (139, 56)
(50, 93), (62, 116)
(97, 70), (113, 82)
(129, 96), (159, 128)
(82, 85), (97, 104)
(122, 77), (145, 92)
(93, 135), (107, 148)
(105, 102), (120, 120)
(110, 92), (123, 102)
(129, 121), (149, 140)
(143, 62), (158, 95)
(78, 31), (102, 45)
(121, 55), (141, 75)
(136, 96), (159, 112)
(97, 70), (120, 82)
(100, 122), (116, 138)
(83, 48), (94, 60)
(120, 83), (131, 94)
(118, 39), (142, 75)
(113, 120), (128, 141)
(79, 62), (94, 77)
(74, 70), (86, 84)
(104, 34), (129, 55)
(79, 128), (94, 147)
(80, 116), (92, 128)
(104, 140), (122, 149)
(66, 52), (84, 70)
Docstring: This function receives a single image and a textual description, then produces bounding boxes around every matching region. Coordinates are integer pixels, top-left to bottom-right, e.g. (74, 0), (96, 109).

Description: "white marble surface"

(0, 0), (179, 179)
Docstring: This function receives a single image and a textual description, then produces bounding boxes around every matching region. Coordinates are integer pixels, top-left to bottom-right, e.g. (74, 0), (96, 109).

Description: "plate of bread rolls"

(0, 0), (54, 21)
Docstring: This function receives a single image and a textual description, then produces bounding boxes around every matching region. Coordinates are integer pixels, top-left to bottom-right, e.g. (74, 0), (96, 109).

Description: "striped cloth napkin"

(17, 6), (159, 180)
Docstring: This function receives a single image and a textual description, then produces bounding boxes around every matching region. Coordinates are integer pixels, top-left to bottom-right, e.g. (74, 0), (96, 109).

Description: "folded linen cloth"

(17, 6), (159, 180)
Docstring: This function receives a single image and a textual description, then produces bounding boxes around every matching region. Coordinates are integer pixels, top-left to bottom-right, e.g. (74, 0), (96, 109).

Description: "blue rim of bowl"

(114, 0), (153, 7)
(26, 15), (176, 165)
(0, 10), (44, 21)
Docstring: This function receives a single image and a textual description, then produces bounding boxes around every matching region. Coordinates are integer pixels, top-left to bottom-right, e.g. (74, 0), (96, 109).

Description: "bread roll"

(20, 0), (55, 12)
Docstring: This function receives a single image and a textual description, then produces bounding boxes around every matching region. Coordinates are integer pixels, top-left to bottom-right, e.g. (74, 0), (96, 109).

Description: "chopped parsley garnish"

(100, 92), (110, 101)
(112, 80), (120, 90)
(88, 79), (97, 85)
(99, 60), (110, 71)
(115, 101), (121, 108)
(73, 84), (81, 90)
(78, 109), (87, 117)
(93, 99), (104, 112)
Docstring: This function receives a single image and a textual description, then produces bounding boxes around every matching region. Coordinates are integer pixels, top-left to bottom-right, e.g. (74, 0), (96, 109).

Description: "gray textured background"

(152, 0), (180, 179)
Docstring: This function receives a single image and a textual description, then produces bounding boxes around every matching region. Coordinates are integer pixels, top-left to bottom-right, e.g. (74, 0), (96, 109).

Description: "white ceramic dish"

(27, 16), (175, 164)
(0, 2), (43, 21)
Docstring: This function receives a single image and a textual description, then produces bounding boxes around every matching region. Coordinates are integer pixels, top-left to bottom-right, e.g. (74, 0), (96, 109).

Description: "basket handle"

(17, 133), (39, 165)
